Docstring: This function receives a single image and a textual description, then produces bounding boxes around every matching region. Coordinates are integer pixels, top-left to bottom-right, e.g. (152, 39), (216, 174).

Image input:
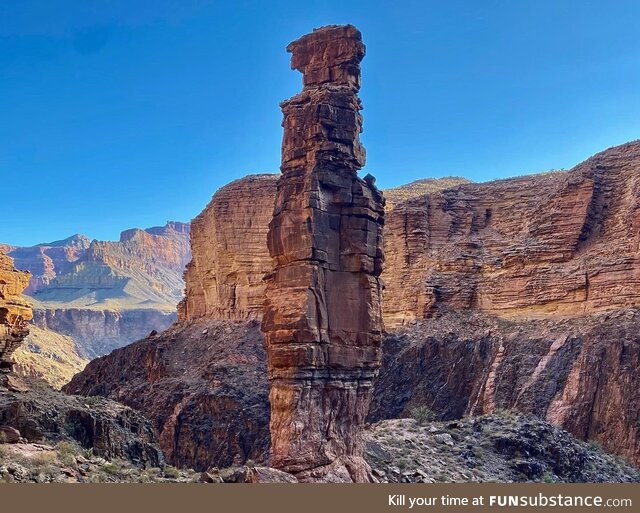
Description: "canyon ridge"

(65, 24), (640, 481)
(0, 24), (636, 484)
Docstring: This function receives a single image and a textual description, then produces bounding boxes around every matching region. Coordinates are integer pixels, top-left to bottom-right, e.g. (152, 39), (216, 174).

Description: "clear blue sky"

(2, 1), (639, 246)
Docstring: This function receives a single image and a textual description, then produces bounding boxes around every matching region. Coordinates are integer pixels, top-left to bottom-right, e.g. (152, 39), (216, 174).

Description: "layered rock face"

(383, 142), (640, 326)
(22, 221), (191, 311)
(2, 235), (91, 295)
(0, 252), (33, 383)
(178, 175), (278, 322)
(261, 25), (385, 482)
(3, 221), (190, 356)
(368, 310), (640, 466)
(177, 143), (640, 329)
(33, 308), (176, 359)
(64, 320), (270, 471)
(178, 176), (464, 325)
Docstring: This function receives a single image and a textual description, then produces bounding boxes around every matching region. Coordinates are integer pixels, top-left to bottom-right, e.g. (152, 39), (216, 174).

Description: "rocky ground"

(364, 412), (640, 483)
(0, 378), (163, 467)
(0, 442), (198, 483)
(2, 396), (637, 483)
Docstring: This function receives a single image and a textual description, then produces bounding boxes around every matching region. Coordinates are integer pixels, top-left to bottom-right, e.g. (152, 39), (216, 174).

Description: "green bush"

(410, 406), (436, 426)
(163, 466), (181, 479)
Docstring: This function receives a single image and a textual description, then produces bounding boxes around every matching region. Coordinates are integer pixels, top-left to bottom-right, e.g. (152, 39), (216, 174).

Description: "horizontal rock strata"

(0, 251), (33, 383)
(178, 175), (278, 322)
(262, 25), (385, 482)
(383, 141), (640, 326)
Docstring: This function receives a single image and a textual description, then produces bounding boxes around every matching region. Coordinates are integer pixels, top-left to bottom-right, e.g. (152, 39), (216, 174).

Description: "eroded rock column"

(262, 25), (385, 482)
(0, 251), (32, 387)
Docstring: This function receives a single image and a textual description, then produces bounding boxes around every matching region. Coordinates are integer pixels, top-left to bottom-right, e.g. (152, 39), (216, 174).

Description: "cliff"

(0, 251), (33, 387)
(178, 175), (277, 322)
(33, 308), (175, 359)
(178, 142), (640, 328)
(383, 141), (640, 326)
(3, 221), (190, 356)
(178, 176), (469, 325)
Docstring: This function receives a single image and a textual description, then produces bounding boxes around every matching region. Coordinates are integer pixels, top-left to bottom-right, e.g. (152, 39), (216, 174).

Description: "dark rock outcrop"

(261, 25), (385, 482)
(64, 320), (270, 472)
(0, 378), (163, 466)
(368, 310), (640, 466)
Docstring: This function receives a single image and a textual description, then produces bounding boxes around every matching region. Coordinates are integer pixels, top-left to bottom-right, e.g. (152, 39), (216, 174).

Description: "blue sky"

(1, 0), (639, 246)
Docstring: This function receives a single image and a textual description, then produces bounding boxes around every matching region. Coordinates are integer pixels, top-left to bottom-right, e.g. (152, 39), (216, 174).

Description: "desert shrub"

(163, 466), (180, 479)
(101, 463), (123, 476)
(410, 406), (436, 426)
(587, 439), (602, 451)
(56, 441), (80, 467)
(541, 472), (555, 483)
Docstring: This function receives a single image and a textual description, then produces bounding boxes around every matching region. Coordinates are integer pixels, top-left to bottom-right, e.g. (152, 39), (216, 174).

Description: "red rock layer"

(178, 142), (640, 329)
(178, 175), (278, 322)
(383, 142), (640, 326)
(261, 25), (385, 482)
(0, 251), (32, 381)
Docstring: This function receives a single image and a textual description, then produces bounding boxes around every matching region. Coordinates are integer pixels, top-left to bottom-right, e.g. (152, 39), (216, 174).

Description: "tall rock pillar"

(262, 25), (385, 482)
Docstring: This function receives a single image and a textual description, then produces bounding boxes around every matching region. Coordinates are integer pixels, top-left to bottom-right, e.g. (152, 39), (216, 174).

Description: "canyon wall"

(33, 308), (175, 358)
(179, 142), (640, 327)
(0, 251), (32, 384)
(261, 25), (385, 482)
(3, 221), (189, 356)
(178, 175), (277, 322)
(383, 141), (640, 325)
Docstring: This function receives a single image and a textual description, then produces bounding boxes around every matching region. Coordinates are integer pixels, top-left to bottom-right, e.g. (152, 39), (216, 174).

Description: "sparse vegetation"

(162, 465), (181, 479)
(541, 472), (555, 483)
(384, 177), (471, 209)
(410, 406), (437, 425)
(364, 413), (640, 484)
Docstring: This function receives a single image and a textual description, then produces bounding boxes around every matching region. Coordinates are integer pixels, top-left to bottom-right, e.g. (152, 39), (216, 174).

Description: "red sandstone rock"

(383, 142), (640, 326)
(178, 175), (278, 322)
(0, 425), (21, 443)
(261, 25), (385, 483)
(0, 251), (32, 383)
